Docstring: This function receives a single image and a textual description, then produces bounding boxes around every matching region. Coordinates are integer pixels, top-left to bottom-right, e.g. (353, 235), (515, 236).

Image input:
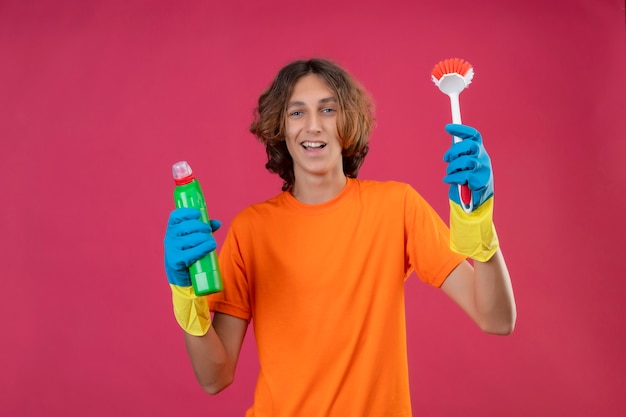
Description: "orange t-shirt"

(207, 178), (465, 416)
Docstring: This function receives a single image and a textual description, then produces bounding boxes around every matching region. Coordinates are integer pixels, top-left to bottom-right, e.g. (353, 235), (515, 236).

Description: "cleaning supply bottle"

(172, 160), (223, 295)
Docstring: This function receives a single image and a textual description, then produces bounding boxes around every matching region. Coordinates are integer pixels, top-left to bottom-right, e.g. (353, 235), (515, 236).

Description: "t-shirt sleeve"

(206, 218), (252, 321)
(404, 186), (466, 288)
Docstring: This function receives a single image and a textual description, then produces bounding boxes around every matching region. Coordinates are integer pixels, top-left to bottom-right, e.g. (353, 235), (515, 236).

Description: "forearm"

(183, 327), (233, 395)
(472, 249), (516, 335)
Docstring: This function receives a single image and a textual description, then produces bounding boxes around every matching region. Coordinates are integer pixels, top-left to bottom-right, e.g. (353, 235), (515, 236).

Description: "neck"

(291, 173), (347, 204)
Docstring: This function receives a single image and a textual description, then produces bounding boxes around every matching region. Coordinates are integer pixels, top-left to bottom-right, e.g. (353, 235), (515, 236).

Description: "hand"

(443, 123), (494, 211)
(442, 124), (499, 262)
(164, 208), (221, 287)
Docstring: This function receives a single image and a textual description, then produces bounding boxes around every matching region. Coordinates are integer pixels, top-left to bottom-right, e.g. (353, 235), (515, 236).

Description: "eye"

(289, 110), (304, 117)
(321, 107), (336, 114)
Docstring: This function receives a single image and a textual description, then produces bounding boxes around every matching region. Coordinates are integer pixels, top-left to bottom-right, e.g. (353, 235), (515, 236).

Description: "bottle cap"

(172, 161), (195, 185)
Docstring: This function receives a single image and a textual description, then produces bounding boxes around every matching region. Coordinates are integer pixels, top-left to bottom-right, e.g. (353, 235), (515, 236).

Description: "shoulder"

(229, 192), (284, 228)
(353, 179), (436, 219)
(353, 178), (422, 201)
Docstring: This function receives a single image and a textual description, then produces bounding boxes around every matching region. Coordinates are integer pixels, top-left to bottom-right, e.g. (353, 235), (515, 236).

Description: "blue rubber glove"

(443, 123), (494, 210)
(163, 208), (221, 287)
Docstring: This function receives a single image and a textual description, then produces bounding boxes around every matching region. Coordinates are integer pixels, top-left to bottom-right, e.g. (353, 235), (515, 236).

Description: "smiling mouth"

(301, 141), (327, 150)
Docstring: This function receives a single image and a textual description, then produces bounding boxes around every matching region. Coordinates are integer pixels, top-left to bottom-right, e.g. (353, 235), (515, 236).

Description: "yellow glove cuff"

(449, 197), (499, 262)
(170, 285), (211, 336)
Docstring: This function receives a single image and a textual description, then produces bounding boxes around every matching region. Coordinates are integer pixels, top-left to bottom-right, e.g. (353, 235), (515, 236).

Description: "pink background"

(1, 0), (625, 416)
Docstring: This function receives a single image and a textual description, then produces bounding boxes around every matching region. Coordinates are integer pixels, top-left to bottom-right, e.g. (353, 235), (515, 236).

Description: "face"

(284, 74), (343, 184)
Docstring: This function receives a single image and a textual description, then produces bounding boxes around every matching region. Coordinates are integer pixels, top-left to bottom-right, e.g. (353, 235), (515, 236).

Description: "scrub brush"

(431, 58), (475, 213)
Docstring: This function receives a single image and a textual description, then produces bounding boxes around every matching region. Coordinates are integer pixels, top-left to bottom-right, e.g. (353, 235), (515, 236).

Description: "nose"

(306, 113), (322, 133)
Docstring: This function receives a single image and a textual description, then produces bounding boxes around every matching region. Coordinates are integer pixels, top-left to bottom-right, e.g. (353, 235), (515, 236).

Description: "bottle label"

(194, 272), (210, 293)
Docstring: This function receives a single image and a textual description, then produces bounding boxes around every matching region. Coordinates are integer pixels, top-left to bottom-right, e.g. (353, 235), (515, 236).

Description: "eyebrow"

(287, 96), (337, 109)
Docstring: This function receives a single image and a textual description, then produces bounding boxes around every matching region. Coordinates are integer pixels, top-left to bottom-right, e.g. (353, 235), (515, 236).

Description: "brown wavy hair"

(249, 58), (375, 191)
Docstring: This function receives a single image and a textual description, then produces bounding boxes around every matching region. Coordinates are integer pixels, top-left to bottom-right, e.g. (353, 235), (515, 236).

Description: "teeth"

(302, 142), (325, 148)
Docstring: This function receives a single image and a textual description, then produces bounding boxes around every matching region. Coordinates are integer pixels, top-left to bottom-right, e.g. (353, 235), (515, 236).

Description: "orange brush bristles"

(431, 58), (473, 80)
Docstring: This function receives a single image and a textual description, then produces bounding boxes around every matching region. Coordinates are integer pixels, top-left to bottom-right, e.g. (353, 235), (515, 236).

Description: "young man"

(163, 58), (516, 416)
